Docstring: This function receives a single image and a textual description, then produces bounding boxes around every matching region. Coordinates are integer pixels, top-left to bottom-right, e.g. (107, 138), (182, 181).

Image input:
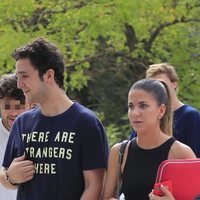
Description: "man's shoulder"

(184, 104), (199, 112)
(16, 106), (40, 121)
(73, 102), (98, 119)
(176, 104), (199, 116)
(71, 103), (103, 130)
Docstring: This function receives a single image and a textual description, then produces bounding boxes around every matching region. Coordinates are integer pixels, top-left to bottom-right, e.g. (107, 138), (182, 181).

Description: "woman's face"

(128, 89), (165, 133)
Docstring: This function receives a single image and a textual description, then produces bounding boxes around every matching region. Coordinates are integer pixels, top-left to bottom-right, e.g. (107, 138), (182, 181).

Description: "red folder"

(154, 159), (200, 200)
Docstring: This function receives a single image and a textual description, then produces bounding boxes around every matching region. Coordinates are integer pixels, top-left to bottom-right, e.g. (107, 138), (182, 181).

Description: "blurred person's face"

(0, 98), (30, 131)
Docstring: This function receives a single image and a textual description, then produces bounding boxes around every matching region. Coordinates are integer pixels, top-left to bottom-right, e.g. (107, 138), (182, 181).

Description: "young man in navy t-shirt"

(0, 38), (108, 200)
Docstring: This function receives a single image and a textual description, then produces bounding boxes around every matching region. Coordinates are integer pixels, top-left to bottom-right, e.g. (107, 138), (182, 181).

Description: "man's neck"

(173, 99), (184, 111)
(39, 91), (74, 117)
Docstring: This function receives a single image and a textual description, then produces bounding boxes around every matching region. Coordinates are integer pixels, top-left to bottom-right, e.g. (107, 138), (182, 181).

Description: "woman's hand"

(149, 184), (175, 200)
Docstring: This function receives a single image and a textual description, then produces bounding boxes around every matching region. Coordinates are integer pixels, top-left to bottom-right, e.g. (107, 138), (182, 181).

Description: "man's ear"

(43, 69), (55, 83)
(171, 81), (177, 91)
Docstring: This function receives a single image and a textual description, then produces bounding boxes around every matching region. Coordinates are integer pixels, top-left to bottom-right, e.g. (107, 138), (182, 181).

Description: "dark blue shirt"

(3, 102), (108, 200)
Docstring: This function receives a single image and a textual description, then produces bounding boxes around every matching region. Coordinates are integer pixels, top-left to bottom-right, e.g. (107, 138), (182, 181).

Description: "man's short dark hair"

(12, 37), (65, 89)
(0, 73), (25, 102)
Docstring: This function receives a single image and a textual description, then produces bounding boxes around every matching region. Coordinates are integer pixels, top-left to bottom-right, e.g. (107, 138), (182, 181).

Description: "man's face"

(16, 58), (47, 105)
(0, 98), (30, 131)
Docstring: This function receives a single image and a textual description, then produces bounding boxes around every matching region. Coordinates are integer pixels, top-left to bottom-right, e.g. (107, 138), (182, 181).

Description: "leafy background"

(0, 0), (199, 146)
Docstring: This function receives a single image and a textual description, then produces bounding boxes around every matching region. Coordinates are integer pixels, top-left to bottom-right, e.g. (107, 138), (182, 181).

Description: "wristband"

(5, 170), (19, 186)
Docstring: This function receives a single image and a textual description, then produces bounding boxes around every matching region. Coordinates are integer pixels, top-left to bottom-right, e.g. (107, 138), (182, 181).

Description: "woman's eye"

(128, 104), (134, 109)
(140, 104), (148, 109)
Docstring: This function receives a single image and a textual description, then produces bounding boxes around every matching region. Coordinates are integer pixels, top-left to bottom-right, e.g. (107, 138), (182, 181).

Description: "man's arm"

(81, 168), (105, 200)
(0, 168), (18, 190)
(0, 154), (35, 189)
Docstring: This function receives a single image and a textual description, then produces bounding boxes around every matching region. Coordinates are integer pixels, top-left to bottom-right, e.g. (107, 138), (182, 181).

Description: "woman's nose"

(129, 108), (140, 118)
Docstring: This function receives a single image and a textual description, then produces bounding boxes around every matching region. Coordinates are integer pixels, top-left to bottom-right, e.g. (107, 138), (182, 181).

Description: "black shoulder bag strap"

(116, 140), (129, 198)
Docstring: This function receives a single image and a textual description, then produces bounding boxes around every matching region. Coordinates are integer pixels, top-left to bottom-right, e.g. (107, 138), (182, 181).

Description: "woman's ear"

(159, 104), (166, 119)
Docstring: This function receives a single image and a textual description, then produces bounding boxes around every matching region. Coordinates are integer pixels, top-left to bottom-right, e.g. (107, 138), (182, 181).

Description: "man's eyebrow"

(16, 71), (28, 74)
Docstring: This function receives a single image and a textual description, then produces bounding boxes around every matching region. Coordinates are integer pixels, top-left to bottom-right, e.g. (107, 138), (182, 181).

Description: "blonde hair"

(146, 63), (179, 82)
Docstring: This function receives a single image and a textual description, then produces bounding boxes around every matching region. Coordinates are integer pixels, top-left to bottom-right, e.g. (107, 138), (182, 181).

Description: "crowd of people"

(0, 37), (199, 200)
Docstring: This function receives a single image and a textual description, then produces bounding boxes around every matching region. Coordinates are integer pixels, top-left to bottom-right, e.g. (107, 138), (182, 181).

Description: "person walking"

(130, 63), (200, 157)
(103, 79), (195, 200)
(1, 38), (108, 200)
(0, 73), (32, 200)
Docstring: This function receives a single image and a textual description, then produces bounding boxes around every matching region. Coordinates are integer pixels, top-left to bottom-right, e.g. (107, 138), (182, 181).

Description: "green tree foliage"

(0, 0), (199, 145)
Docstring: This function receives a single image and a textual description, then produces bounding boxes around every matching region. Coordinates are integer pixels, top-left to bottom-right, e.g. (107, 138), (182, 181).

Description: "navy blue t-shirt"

(3, 102), (108, 200)
(130, 104), (200, 157)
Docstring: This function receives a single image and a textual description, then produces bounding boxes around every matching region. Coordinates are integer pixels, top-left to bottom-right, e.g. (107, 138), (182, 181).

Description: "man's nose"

(17, 78), (24, 89)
